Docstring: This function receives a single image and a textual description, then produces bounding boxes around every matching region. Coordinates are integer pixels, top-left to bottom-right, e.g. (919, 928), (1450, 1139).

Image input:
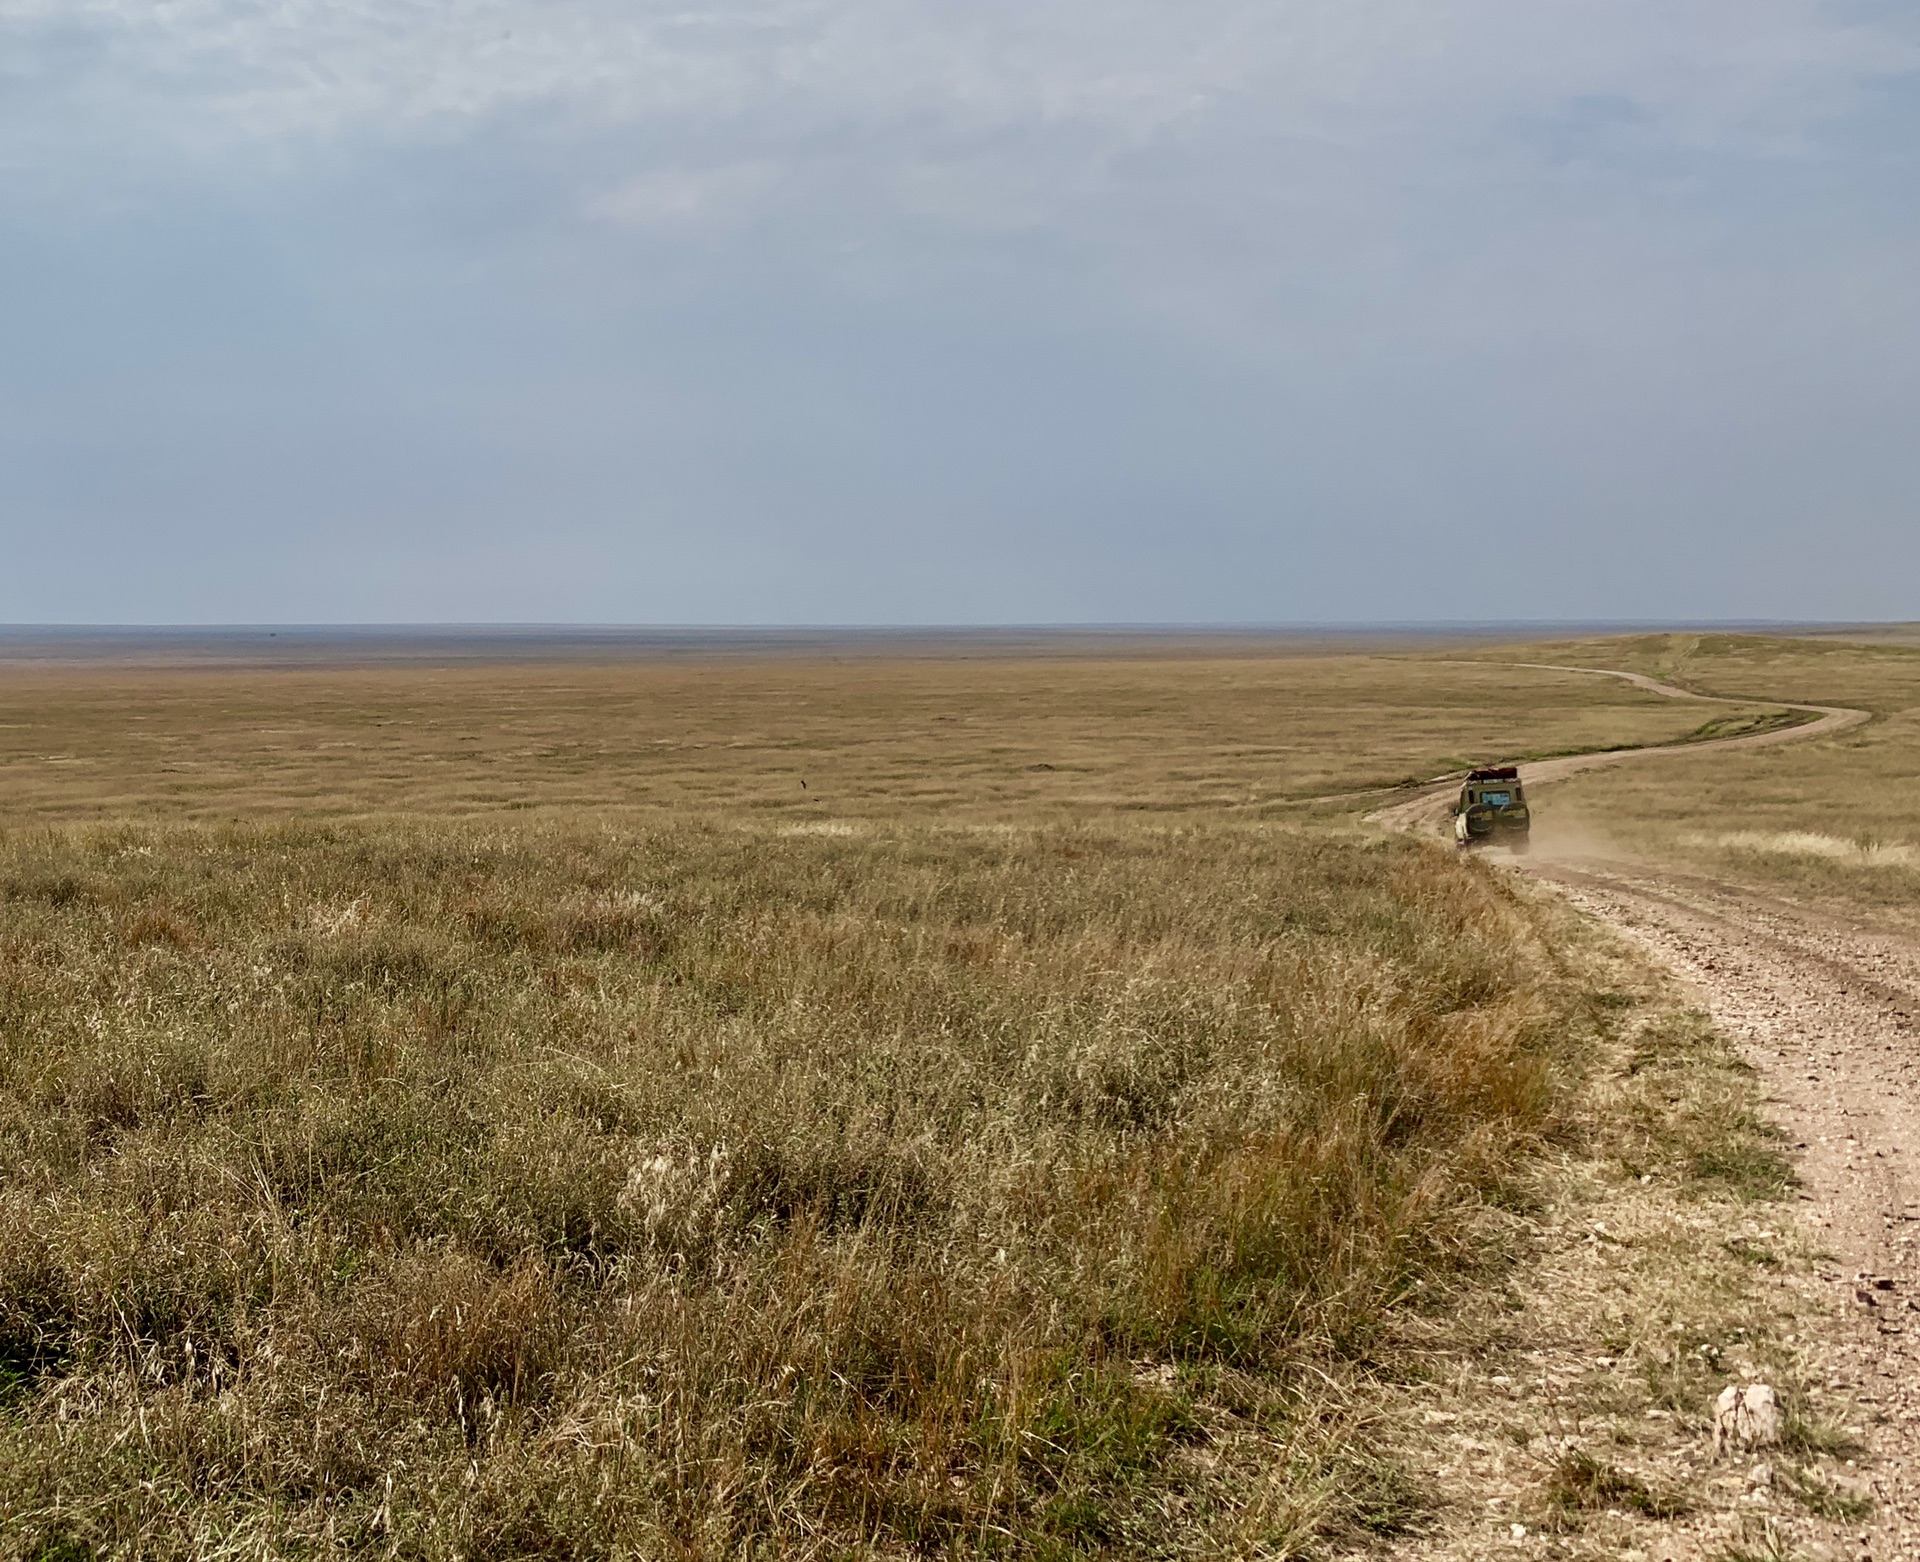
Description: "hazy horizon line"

(0, 618), (1902, 635)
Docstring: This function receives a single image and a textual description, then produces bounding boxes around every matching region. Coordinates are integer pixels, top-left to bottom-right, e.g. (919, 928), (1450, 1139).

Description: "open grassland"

(0, 643), (1785, 1558)
(0, 650), (1773, 823)
(1497, 632), (1920, 921)
(1, 814), (1596, 1558)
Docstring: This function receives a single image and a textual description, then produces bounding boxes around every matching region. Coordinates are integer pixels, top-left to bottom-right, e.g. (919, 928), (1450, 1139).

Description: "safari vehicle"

(1453, 766), (1530, 853)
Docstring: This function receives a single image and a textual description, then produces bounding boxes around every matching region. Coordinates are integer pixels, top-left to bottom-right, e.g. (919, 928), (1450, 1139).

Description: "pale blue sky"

(3, 1), (1916, 623)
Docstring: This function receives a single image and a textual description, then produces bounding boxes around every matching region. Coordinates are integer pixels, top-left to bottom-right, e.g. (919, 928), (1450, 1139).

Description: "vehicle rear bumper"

(1459, 821), (1530, 847)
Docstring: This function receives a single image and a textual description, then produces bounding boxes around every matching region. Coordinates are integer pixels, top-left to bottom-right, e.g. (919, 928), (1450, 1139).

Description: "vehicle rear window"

(1481, 790), (1511, 807)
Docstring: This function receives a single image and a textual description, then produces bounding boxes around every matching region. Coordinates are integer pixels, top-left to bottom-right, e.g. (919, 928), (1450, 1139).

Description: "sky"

(2, 0), (1917, 625)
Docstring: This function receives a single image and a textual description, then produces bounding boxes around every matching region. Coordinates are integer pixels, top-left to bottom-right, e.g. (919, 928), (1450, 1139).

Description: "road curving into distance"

(1368, 662), (1869, 838)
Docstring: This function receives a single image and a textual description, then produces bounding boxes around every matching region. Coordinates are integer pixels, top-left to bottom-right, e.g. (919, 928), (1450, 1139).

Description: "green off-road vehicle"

(1453, 766), (1530, 854)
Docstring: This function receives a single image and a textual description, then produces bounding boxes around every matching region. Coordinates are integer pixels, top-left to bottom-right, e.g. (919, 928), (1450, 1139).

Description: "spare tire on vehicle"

(1453, 766), (1530, 853)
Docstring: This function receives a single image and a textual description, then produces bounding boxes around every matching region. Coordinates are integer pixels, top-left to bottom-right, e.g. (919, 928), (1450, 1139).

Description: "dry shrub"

(369, 1250), (566, 1409)
(122, 907), (200, 950)
(0, 1202), (75, 1400)
(550, 889), (671, 956)
(460, 887), (671, 959)
(59, 1043), (216, 1147)
(719, 1139), (945, 1236)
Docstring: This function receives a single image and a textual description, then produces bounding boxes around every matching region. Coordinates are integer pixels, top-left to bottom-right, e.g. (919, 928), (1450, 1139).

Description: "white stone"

(1713, 1383), (1783, 1456)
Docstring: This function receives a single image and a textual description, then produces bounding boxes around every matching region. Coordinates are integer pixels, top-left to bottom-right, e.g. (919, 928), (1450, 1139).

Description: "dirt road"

(1534, 860), (1920, 1558)
(1382, 667), (1920, 1553)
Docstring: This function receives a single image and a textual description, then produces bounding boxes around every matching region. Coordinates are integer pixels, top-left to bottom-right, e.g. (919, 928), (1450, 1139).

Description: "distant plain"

(0, 631), (1779, 824)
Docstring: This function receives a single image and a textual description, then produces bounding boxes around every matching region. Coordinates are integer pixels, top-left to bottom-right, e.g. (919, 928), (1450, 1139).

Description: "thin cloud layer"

(11, 2), (1912, 203)
(1, 2), (1917, 620)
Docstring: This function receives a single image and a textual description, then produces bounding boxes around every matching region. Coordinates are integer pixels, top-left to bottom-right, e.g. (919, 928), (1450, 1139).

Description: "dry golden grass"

(0, 640), (1775, 1558)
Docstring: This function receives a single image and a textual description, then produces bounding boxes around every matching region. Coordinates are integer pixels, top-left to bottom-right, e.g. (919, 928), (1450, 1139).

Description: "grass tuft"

(1541, 1447), (1687, 1526)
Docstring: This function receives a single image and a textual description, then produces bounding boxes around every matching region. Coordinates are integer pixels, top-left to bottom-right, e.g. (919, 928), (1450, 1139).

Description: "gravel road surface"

(1540, 861), (1920, 1560)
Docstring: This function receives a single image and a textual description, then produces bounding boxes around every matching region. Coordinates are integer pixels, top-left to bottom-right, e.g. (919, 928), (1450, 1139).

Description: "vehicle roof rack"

(1466, 766), (1520, 781)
